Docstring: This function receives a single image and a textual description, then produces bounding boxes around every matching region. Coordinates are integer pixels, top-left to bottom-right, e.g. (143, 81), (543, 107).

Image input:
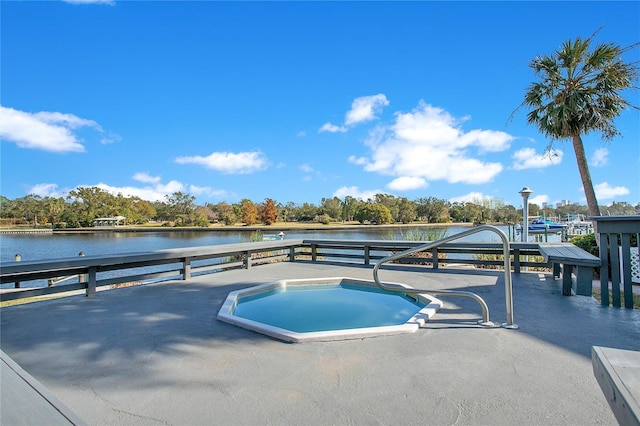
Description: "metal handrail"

(373, 225), (518, 329)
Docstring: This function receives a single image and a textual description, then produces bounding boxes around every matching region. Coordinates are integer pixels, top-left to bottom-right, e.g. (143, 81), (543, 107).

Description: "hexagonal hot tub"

(217, 277), (442, 343)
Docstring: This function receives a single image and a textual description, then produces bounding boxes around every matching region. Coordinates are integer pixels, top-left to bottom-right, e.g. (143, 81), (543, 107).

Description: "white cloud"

(63, 0), (115, 5)
(387, 176), (427, 191)
(189, 185), (227, 199)
(356, 101), (512, 185)
(348, 155), (368, 166)
(318, 122), (346, 133)
(529, 194), (550, 208)
(0, 106), (99, 153)
(100, 131), (122, 145)
(461, 129), (513, 153)
(95, 181), (185, 202)
(333, 186), (385, 201)
(133, 172), (161, 184)
(344, 94), (389, 126)
(299, 164), (314, 173)
(27, 183), (66, 198)
(29, 178), (226, 203)
(590, 147), (608, 167)
(175, 151), (268, 174)
(512, 147), (563, 170)
(594, 182), (630, 200)
(97, 179), (229, 202)
(319, 94), (389, 133)
(449, 192), (490, 204)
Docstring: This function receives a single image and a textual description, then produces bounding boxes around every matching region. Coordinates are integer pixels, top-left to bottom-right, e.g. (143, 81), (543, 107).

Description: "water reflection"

(1, 224), (543, 264)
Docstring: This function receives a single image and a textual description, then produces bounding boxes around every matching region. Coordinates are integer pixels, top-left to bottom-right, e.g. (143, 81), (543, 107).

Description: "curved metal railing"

(372, 225), (518, 329)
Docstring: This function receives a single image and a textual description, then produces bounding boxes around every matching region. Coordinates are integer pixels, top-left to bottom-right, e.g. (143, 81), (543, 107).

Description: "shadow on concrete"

(1, 261), (639, 389)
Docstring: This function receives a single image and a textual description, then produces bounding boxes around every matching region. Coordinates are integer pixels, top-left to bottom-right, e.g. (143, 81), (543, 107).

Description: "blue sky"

(1, 1), (639, 209)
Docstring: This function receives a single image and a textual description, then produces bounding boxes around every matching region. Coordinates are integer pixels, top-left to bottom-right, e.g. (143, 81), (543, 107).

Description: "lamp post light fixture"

(519, 187), (533, 242)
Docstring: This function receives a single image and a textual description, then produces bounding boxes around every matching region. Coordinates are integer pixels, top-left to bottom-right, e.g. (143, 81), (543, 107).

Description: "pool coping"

(216, 276), (443, 343)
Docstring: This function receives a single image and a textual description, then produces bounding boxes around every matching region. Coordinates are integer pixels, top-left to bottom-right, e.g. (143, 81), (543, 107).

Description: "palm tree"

(513, 30), (639, 217)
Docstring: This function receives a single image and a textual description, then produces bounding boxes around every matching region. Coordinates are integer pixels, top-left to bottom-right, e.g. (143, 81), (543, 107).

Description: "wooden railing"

(0, 238), (568, 303)
(592, 216), (640, 308)
(0, 240), (303, 302)
(300, 239), (543, 272)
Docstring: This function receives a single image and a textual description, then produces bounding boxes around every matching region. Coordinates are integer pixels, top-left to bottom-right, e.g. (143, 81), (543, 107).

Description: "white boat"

(563, 214), (594, 236)
(528, 218), (567, 233)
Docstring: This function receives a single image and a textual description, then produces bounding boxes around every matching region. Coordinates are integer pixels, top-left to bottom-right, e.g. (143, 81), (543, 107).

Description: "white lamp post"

(519, 187), (533, 242)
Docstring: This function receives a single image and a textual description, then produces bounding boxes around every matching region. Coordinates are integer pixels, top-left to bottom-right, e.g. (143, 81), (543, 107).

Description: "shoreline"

(0, 222), (477, 235)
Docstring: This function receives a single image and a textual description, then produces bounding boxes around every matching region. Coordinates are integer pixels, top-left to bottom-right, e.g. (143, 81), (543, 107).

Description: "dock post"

(14, 254), (21, 288)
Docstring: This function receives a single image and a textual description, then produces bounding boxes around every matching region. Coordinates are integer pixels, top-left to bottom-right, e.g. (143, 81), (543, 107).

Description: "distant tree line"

(0, 187), (638, 229)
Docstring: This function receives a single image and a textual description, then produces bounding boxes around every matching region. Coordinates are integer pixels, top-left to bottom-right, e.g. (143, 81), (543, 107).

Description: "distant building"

(93, 216), (126, 227)
(556, 200), (571, 208)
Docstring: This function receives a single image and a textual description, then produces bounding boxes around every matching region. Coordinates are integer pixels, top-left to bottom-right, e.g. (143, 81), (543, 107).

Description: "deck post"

(13, 254), (21, 288)
(86, 267), (97, 297)
(244, 251), (252, 269)
(431, 248), (438, 269)
(575, 266), (594, 296)
(552, 262), (561, 278)
(562, 265), (574, 296)
(183, 258), (191, 280)
(513, 248), (520, 273)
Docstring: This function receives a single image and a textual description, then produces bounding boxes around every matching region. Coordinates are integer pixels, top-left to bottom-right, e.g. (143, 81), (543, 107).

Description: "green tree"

(462, 202), (484, 224)
(449, 202), (465, 222)
(495, 205), (519, 224)
(514, 31), (639, 217)
(555, 202), (588, 220)
(374, 194), (399, 220)
(129, 197), (156, 224)
(296, 202), (319, 222)
(279, 201), (297, 222)
(340, 196), (359, 222)
(605, 201), (637, 216)
(354, 203), (392, 224)
(396, 197), (417, 224)
(164, 191), (196, 225)
(67, 186), (116, 226)
(43, 196), (66, 228)
(415, 197), (450, 223)
(212, 202), (237, 225)
(192, 206), (211, 227)
(60, 207), (80, 228)
(320, 197), (342, 221)
(0, 196), (10, 218)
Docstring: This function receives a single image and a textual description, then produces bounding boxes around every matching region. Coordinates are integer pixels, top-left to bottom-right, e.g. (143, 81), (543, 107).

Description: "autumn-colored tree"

(260, 198), (278, 225)
(240, 199), (258, 225)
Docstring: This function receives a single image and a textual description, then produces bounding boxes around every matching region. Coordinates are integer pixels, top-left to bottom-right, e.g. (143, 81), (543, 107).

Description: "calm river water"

(1, 225), (561, 290)
(1, 225), (562, 290)
(0, 225), (534, 264)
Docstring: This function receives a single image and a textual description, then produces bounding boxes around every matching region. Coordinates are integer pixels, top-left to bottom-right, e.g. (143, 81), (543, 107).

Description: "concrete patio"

(1, 261), (639, 425)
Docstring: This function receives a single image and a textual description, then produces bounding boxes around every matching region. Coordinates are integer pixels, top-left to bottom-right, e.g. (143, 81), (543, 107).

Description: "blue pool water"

(232, 283), (426, 333)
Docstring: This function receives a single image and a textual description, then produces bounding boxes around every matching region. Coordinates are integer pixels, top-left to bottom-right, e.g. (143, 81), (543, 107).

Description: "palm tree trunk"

(572, 135), (601, 217)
